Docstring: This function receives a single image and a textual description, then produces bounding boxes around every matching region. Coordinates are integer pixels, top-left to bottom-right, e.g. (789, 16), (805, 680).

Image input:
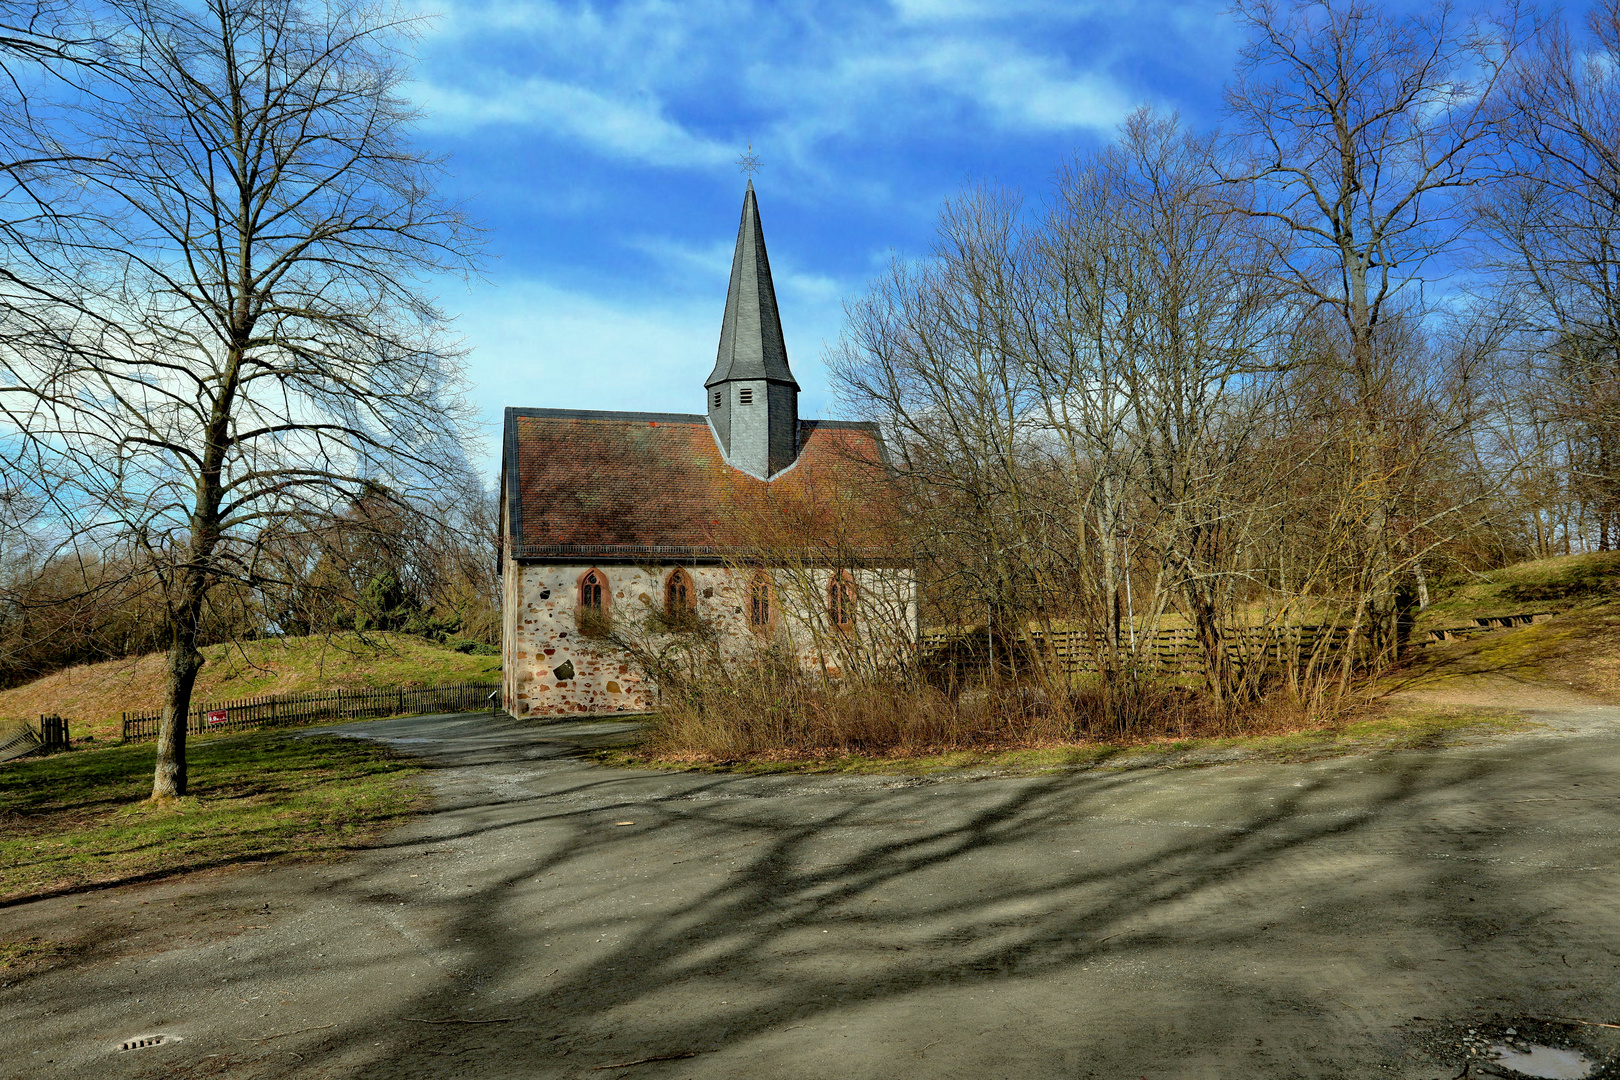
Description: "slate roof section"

(502, 408), (902, 563)
(705, 180), (798, 391)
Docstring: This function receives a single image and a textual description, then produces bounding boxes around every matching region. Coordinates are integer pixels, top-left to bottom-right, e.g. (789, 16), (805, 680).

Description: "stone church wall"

(500, 559), (916, 717)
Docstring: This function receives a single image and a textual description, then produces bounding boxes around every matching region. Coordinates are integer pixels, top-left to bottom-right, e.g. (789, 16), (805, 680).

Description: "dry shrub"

(641, 661), (1342, 763)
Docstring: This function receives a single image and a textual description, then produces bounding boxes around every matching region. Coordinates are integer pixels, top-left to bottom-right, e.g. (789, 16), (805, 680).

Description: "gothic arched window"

(578, 568), (608, 610)
(828, 571), (857, 630)
(747, 571), (773, 631)
(665, 568), (694, 612)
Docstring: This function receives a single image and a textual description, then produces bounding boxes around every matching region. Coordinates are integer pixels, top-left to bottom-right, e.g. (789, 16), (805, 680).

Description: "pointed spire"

(706, 181), (799, 391)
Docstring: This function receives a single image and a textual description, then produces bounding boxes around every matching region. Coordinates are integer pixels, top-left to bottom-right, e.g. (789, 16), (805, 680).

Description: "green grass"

(594, 706), (1533, 777)
(1417, 551), (1620, 630)
(1397, 551), (1620, 701)
(0, 937), (66, 970)
(197, 633), (501, 698)
(0, 730), (427, 904)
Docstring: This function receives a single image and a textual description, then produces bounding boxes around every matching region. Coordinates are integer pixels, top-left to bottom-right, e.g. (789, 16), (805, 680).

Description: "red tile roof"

(502, 409), (905, 563)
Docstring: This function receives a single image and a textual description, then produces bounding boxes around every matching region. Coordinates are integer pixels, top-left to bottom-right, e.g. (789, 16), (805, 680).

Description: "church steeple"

(706, 180), (799, 479)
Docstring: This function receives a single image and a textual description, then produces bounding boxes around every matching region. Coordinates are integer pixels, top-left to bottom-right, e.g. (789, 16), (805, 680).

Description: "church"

(498, 182), (916, 717)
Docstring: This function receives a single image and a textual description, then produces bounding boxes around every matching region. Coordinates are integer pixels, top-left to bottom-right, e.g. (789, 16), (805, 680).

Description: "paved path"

(4, 709), (1620, 1079)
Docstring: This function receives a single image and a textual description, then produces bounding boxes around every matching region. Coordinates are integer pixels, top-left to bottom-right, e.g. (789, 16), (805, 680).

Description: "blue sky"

(405, 0), (1246, 473)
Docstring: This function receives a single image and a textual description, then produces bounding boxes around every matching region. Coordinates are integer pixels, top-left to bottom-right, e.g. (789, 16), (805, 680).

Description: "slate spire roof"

(705, 179), (799, 391)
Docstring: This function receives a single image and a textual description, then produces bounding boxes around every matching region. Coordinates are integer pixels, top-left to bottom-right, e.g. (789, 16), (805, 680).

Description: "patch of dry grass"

(0, 936), (68, 970)
(606, 701), (1531, 776)
(0, 633), (502, 742)
(622, 552), (1618, 775)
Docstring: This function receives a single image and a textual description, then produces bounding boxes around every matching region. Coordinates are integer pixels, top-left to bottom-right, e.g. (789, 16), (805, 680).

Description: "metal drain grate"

(119, 1034), (171, 1051)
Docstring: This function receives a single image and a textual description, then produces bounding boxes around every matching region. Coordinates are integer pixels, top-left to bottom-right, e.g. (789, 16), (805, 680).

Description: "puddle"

(1490, 1043), (1597, 1079)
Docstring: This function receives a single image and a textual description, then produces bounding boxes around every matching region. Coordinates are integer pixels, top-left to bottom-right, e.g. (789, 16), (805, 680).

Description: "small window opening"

(712, 390), (722, 408)
(579, 569), (606, 610)
(747, 572), (772, 630)
(828, 571), (857, 630)
(739, 387), (753, 405)
(665, 568), (694, 612)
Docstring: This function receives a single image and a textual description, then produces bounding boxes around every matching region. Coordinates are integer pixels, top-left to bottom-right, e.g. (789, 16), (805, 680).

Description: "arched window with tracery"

(665, 568), (694, 612)
(828, 571), (857, 630)
(578, 568), (608, 610)
(747, 571), (773, 630)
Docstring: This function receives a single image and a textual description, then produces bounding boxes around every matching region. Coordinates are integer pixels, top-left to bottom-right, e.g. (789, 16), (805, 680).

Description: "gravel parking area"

(4, 707), (1618, 1079)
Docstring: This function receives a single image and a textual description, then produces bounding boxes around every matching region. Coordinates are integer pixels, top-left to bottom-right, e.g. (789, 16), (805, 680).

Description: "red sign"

(205, 710), (228, 725)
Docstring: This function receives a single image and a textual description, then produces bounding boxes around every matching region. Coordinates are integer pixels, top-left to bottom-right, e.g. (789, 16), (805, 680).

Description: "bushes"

(637, 654), (1323, 762)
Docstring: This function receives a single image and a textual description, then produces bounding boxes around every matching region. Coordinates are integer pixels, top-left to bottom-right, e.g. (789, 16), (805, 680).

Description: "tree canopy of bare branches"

(1477, 1), (1620, 548)
(0, 0), (481, 798)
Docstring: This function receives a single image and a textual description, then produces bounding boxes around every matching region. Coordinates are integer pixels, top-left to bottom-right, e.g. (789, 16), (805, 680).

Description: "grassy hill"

(1399, 551), (1620, 705)
(0, 633), (501, 742)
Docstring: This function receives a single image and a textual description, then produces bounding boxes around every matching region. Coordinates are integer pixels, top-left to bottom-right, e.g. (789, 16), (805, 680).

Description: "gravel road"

(4, 707), (1619, 1079)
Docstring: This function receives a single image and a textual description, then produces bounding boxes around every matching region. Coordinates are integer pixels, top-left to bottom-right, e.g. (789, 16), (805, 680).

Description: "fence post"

(39, 714), (67, 751)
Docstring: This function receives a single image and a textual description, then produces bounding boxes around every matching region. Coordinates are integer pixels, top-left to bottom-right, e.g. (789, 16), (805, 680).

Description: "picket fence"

(121, 683), (499, 744)
(0, 714), (71, 763)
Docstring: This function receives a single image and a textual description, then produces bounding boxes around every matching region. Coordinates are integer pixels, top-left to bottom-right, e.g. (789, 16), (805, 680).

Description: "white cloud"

(412, 75), (732, 169)
(411, 0), (1145, 172)
(800, 36), (1136, 134)
(625, 235), (735, 282)
(891, 0), (1097, 23)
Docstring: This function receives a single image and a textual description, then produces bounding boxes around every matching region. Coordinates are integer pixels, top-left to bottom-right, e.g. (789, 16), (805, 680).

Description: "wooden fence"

(925, 611), (1553, 678)
(1027, 625), (1351, 674)
(121, 683), (499, 744)
(0, 714), (70, 762)
(1424, 612), (1553, 643)
(921, 624), (1352, 678)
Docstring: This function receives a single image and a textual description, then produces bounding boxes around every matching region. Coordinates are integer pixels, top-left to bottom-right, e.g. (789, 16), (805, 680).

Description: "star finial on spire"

(735, 142), (762, 176)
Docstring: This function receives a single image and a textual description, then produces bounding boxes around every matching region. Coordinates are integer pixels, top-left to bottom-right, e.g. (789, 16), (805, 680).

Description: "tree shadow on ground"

(186, 715), (1620, 1078)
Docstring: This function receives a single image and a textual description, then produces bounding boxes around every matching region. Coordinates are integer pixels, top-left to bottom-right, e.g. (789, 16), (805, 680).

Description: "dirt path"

(4, 711), (1619, 1079)
(1393, 673), (1620, 741)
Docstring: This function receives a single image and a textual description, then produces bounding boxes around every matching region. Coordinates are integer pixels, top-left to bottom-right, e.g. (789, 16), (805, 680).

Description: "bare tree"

(0, 1), (107, 248)
(831, 184), (1049, 675)
(833, 113), (1305, 716)
(833, 98), (1514, 725)
(1478, 1), (1620, 549)
(1220, 0), (1528, 661)
(1047, 112), (1298, 707)
(0, 0), (480, 799)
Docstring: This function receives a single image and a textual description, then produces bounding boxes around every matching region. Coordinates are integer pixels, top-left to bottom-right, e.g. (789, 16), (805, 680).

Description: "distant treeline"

(0, 488), (499, 690)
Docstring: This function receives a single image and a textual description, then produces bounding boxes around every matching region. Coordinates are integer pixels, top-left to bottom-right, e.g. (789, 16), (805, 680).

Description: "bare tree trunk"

(153, 621), (201, 799)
